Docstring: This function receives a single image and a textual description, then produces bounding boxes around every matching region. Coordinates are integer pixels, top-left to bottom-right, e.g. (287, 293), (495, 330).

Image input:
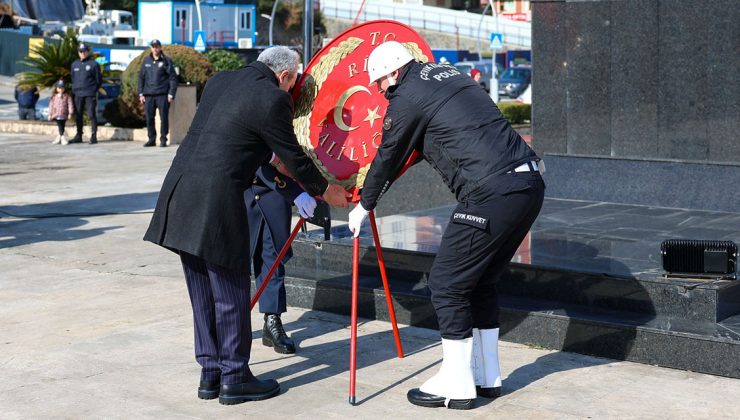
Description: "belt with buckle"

(509, 160), (539, 173)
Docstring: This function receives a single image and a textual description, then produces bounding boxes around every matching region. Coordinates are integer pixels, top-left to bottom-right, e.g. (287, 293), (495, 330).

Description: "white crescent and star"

(333, 86), (383, 132)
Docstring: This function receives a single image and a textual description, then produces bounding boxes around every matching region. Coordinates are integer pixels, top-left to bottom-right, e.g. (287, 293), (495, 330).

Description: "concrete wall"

(531, 0), (740, 164)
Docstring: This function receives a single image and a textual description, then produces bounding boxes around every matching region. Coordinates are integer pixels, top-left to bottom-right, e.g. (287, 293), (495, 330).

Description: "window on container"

(175, 9), (187, 28)
(502, 0), (516, 13)
(240, 11), (251, 30)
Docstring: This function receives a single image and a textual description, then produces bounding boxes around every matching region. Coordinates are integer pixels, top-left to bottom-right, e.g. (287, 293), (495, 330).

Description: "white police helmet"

(367, 41), (414, 85)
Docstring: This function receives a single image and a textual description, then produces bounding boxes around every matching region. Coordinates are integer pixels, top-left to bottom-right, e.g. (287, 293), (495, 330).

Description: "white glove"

(294, 192), (317, 219)
(348, 202), (370, 238)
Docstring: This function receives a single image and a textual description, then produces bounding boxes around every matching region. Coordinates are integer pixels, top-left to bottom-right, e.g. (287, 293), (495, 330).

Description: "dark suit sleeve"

(260, 93), (328, 197)
(138, 60), (145, 96)
(168, 57), (178, 98)
(257, 165), (304, 203)
(95, 62), (102, 90)
(14, 87), (18, 101)
(360, 96), (425, 211)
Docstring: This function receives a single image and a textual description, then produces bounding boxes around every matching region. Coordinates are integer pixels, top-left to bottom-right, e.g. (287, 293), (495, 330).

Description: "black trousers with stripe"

(180, 251), (256, 385)
(428, 171), (545, 340)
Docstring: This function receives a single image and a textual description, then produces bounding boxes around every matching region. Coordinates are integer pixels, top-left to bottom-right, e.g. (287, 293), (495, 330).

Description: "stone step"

(266, 269), (740, 379)
(285, 238), (740, 324)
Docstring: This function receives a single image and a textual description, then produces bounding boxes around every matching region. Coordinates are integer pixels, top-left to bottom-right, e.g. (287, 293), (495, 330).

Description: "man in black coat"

(144, 46), (348, 405)
(70, 43), (102, 144)
(350, 41), (545, 410)
(138, 39), (178, 147)
(245, 164), (316, 355)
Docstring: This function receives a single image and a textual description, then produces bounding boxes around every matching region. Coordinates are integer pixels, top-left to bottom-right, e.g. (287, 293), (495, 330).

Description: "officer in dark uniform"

(70, 43), (102, 144)
(138, 39), (178, 147)
(349, 41), (545, 410)
(244, 164), (317, 354)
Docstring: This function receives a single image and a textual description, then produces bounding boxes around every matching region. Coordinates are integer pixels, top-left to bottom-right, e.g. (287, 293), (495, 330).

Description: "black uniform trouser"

(74, 95), (97, 138)
(145, 94), (170, 142)
(245, 184), (293, 315)
(180, 251), (256, 385)
(429, 171), (545, 340)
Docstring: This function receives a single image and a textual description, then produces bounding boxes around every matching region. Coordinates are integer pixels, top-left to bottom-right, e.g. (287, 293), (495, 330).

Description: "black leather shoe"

(476, 385), (501, 399)
(406, 388), (474, 410)
(143, 139), (156, 147)
(159, 138), (168, 147)
(218, 379), (280, 405)
(198, 379), (220, 400)
(262, 314), (295, 354)
(69, 135), (83, 144)
(89, 137), (97, 144)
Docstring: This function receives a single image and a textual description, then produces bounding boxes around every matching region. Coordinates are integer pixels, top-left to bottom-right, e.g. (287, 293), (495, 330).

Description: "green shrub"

(117, 44), (215, 125)
(497, 102), (531, 125)
(17, 29), (78, 89)
(103, 100), (142, 128)
(205, 49), (245, 72)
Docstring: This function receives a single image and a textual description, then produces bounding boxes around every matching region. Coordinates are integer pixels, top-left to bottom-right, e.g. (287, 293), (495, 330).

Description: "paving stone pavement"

(2, 133), (740, 419)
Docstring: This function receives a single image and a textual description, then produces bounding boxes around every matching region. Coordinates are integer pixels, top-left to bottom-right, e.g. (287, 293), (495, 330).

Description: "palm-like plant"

(17, 29), (80, 89)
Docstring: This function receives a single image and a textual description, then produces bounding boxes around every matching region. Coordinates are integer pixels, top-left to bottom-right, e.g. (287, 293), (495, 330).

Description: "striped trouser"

(180, 251), (256, 385)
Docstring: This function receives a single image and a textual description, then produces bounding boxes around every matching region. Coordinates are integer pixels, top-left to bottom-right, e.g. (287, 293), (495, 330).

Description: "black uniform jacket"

(71, 56), (102, 97)
(138, 53), (178, 97)
(144, 61), (328, 270)
(360, 61), (538, 211)
(245, 164), (303, 261)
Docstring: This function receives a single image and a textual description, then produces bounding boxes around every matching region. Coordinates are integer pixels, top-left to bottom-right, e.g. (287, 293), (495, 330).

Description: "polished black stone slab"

(531, 0), (740, 164)
(541, 154), (740, 213)
(531, 0), (567, 155)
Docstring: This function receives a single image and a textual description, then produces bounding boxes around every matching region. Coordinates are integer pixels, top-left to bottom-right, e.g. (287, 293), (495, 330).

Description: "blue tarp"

(11, 0), (85, 22)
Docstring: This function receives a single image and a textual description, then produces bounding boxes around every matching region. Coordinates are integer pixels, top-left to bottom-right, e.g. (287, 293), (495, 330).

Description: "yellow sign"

(28, 38), (44, 58)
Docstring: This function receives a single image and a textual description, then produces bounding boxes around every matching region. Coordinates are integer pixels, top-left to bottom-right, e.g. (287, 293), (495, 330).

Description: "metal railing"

(320, 0), (531, 48)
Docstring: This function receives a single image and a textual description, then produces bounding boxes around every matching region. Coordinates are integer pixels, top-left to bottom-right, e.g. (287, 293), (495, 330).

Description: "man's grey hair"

(257, 46), (300, 75)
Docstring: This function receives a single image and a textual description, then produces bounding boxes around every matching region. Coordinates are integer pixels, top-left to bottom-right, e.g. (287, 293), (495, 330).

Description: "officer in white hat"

(349, 41), (545, 410)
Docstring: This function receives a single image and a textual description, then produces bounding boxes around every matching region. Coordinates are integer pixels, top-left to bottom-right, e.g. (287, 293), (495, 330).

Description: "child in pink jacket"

(48, 80), (74, 145)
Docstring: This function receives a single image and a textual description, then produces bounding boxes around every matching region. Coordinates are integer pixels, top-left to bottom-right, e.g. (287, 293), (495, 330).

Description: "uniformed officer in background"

(138, 39), (178, 147)
(70, 43), (102, 144)
(349, 41), (545, 410)
(245, 164), (317, 355)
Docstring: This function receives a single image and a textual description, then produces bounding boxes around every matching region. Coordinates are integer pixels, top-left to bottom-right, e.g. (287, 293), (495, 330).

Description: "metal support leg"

(349, 236), (359, 405)
(369, 211), (404, 358)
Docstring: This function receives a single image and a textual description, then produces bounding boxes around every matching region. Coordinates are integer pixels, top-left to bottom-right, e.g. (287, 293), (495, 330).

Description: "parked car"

(516, 84), (532, 105)
(36, 82), (121, 124)
(35, 96), (50, 121)
(498, 66), (531, 98)
(454, 60), (503, 92)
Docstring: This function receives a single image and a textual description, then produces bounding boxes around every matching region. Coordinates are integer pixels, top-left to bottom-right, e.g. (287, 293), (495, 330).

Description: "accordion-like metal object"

(661, 240), (737, 278)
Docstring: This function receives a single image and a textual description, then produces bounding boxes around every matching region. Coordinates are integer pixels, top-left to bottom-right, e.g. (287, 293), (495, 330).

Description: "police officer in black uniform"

(138, 39), (178, 147)
(349, 41), (545, 410)
(244, 163), (317, 354)
(70, 43), (102, 144)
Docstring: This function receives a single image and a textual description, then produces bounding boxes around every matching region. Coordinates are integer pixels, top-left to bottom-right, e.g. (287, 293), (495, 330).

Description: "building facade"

(138, 0), (256, 48)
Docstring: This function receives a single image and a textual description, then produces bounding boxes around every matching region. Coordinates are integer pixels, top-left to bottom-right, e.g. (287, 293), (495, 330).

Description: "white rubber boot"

(60, 135), (68, 146)
(51, 134), (61, 144)
(416, 337), (476, 408)
(472, 328), (502, 398)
